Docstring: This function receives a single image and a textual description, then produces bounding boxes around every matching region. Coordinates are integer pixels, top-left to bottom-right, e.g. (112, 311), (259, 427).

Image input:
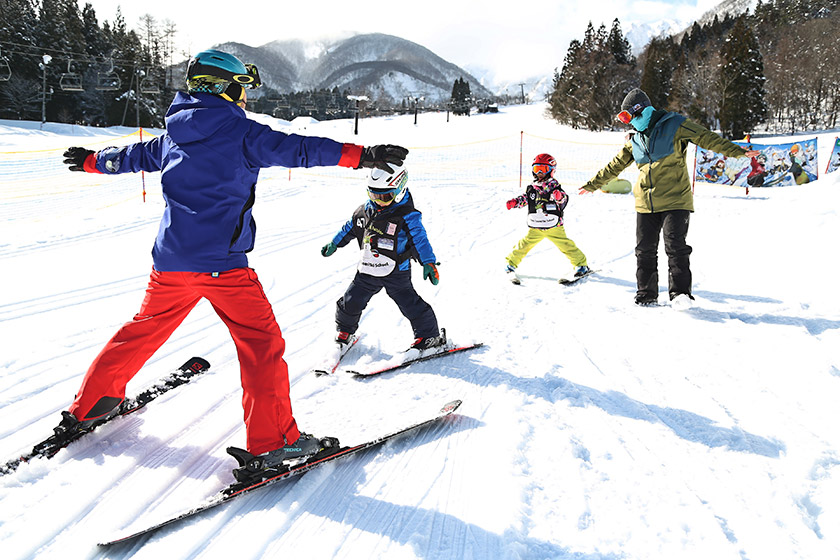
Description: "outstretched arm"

(579, 145), (633, 194)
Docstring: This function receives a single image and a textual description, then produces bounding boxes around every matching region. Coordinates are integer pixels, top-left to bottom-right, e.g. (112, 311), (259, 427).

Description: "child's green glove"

(423, 263), (439, 285)
(321, 242), (337, 257)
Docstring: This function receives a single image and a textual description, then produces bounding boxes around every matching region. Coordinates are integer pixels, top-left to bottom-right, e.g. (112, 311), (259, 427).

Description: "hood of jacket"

(164, 91), (243, 145)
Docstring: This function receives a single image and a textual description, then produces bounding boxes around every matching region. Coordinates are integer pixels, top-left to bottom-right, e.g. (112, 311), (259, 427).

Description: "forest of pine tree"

(0, 0), (177, 126)
(548, 0), (840, 137)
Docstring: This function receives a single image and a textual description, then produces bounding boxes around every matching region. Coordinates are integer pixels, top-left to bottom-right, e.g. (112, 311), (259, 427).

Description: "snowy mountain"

(624, 19), (688, 54)
(210, 34), (491, 104)
(695, 0), (759, 26)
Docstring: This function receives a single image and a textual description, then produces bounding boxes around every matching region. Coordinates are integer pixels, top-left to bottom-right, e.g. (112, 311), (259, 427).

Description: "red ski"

(348, 342), (484, 378)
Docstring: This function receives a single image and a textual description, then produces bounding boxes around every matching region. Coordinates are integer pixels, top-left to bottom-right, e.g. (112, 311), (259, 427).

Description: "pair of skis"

(510, 268), (598, 286)
(3, 356), (469, 546)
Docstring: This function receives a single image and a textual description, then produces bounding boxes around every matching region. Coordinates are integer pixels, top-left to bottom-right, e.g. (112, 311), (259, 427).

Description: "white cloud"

(82, 0), (714, 83)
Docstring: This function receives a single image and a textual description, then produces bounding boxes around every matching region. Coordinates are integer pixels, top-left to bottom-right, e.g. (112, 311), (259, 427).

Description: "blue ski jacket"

(92, 91), (362, 272)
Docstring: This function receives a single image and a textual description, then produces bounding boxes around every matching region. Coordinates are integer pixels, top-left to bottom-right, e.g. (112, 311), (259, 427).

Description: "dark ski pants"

(69, 267), (299, 455)
(336, 270), (439, 339)
(635, 210), (692, 301)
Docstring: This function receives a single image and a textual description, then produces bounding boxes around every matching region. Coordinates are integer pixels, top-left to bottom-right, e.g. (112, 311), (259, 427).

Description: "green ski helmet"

(186, 49), (262, 97)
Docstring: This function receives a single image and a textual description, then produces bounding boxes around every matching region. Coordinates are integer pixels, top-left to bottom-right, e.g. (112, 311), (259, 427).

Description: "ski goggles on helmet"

(532, 163), (555, 175)
(617, 103), (645, 124)
(188, 62), (262, 89)
(368, 187), (400, 206)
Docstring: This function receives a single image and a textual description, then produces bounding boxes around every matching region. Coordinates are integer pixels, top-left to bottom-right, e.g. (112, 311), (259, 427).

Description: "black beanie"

(621, 88), (652, 114)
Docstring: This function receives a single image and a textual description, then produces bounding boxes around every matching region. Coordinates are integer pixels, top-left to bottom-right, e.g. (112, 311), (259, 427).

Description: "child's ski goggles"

(368, 188), (400, 205)
(532, 163), (555, 175)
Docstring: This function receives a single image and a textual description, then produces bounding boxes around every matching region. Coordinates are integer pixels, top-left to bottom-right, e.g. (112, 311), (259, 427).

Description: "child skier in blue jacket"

(321, 164), (444, 351)
(58, 49), (408, 480)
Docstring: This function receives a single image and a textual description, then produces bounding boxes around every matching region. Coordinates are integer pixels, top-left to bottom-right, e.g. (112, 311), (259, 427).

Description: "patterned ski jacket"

(581, 109), (748, 213)
(509, 178), (569, 229)
(90, 91), (362, 272)
(331, 192), (436, 275)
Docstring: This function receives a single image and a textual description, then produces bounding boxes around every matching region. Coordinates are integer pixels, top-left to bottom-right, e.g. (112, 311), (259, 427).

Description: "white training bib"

(358, 242), (397, 277)
(527, 211), (559, 229)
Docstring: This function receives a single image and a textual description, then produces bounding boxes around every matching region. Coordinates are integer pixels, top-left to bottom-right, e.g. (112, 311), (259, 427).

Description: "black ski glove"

(63, 147), (95, 172)
(357, 144), (409, 173)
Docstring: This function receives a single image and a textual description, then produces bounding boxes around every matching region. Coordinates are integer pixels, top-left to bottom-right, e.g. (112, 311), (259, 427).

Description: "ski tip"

(183, 357), (211, 373)
(441, 400), (462, 414)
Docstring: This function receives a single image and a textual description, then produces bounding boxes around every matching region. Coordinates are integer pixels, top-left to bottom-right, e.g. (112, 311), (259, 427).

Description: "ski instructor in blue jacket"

(58, 49), (408, 480)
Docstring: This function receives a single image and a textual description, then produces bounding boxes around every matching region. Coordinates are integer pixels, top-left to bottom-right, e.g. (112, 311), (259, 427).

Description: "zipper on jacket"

(643, 138), (655, 212)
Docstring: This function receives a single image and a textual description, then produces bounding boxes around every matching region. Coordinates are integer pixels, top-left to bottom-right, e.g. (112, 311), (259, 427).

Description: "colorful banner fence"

(826, 137), (840, 174)
(695, 138), (818, 187)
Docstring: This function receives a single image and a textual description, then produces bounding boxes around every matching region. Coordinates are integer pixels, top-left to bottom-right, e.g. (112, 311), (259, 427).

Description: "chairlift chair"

(139, 69), (159, 94)
(59, 59), (83, 92)
(0, 48), (11, 81)
(95, 58), (121, 91)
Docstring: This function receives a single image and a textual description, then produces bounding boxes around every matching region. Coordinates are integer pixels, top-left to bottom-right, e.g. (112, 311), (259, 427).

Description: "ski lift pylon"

(0, 48), (11, 82)
(59, 59), (83, 92)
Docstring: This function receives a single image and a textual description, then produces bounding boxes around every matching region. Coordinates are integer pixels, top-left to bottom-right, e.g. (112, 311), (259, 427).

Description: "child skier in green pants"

(505, 153), (589, 283)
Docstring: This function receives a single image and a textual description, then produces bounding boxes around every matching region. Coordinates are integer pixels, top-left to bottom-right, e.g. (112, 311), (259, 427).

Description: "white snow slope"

(1, 104), (839, 560)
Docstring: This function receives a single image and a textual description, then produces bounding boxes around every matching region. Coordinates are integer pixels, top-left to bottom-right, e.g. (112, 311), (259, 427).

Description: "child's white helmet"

(367, 164), (408, 206)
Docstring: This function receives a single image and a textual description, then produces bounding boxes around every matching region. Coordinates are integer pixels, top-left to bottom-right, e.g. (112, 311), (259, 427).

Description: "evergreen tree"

(607, 18), (633, 65)
(35, 0), (87, 122)
(548, 39), (587, 128)
(0, 0), (41, 119)
(548, 20), (638, 130)
(639, 37), (675, 109)
(718, 16), (768, 138)
(450, 77), (471, 115)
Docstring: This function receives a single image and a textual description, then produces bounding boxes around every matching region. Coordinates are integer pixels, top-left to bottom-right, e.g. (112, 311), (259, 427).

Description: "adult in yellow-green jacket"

(579, 88), (758, 306)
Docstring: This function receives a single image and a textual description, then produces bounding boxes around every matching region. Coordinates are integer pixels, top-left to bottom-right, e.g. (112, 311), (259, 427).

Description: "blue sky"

(82, 0), (720, 83)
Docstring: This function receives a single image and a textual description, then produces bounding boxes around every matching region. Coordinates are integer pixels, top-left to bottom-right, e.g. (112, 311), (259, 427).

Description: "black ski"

(1, 357), (210, 476)
(348, 343), (484, 378)
(99, 399), (463, 547)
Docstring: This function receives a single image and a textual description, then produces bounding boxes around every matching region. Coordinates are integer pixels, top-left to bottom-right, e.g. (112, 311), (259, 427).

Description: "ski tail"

(559, 268), (598, 285)
(1, 356), (210, 476)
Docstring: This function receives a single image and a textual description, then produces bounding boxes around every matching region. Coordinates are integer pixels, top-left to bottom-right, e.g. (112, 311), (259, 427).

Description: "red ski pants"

(69, 267), (300, 455)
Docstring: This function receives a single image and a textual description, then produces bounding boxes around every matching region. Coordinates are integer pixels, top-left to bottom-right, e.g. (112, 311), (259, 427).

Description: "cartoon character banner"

(694, 138), (818, 187)
(826, 137), (840, 174)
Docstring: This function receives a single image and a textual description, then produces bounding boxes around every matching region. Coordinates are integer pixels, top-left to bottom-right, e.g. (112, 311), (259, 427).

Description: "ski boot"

(408, 328), (447, 352)
(505, 264), (520, 285)
(335, 331), (352, 345)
